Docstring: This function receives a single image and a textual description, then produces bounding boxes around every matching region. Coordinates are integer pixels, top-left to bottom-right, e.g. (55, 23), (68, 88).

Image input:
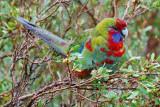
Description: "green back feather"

(96, 18), (115, 37)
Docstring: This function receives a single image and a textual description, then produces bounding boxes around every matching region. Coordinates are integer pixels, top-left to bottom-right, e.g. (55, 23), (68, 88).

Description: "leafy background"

(0, 0), (160, 107)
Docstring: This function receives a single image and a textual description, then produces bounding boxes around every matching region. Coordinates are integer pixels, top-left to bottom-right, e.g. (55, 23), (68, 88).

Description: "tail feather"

(17, 17), (72, 57)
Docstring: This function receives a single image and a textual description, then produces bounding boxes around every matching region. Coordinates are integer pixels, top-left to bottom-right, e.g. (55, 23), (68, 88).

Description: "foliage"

(0, 0), (160, 107)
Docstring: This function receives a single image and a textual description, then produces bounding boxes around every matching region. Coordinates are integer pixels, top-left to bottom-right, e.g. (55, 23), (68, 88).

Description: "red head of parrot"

(115, 18), (128, 38)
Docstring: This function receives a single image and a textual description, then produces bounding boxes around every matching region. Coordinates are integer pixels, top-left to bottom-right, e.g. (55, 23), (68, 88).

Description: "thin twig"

(113, 0), (118, 18)
(123, 0), (132, 19)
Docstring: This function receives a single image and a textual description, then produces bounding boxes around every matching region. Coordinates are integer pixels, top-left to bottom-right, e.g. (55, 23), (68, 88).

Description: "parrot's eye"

(121, 27), (128, 38)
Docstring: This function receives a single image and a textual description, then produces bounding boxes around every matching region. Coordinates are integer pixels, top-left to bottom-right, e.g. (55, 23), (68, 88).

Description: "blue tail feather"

(17, 17), (72, 57)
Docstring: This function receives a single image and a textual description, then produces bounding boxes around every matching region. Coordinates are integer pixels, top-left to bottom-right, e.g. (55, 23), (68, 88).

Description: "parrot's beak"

(121, 27), (128, 38)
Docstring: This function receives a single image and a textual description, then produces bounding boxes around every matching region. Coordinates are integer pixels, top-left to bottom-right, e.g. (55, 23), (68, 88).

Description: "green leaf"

(144, 26), (152, 32)
(155, 98), (160, 105)
(140, 75), (146, 80)
(133, 73), (140, 77)
(97, 67), (110, 79)
(104, 91), (117, 99)
(127, 91), (139, 99)
(131, 100), (138, 107)
(150, 53), (155, 61)
(156, 56), (160, 62)
(138, 87), (148, 95)
(152, 0), (160, 8)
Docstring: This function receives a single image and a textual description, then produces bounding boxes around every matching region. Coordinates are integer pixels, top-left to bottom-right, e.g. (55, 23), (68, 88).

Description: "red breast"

(107, 30), (124, 51)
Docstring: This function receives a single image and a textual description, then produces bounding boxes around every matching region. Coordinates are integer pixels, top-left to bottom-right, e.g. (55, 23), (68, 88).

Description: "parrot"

(17, 17), (128, 78)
